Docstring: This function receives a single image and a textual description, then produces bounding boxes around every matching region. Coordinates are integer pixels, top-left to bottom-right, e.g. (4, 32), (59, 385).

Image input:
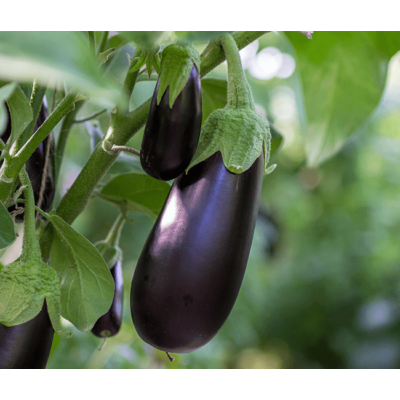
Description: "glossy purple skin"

(140, 65), (202, 181)
(131, 152), (264, 353)
(0, 302), (54, 369)
(1, 101), (55, 221)
(92, 260), (124, 338)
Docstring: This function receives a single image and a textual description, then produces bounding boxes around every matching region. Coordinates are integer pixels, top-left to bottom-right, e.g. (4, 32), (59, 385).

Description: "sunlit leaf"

(286, 31), (400, 166)
(0, 32), (119, 107)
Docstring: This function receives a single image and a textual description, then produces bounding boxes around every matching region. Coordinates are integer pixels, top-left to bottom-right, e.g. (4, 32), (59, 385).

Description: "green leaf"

(0, 261), (4, 272)
(100, 173), (170, 220)
(6, 85), (33, 147)
(0, 82), (17, 135)
(201, 78), (228, 124)
(157, 43), (200, 107)
(0, 32), (119, 106)
(286, 31), (400, 167)
(0, 260), (62, 333)
(48, 214), (114, 332)
(0, 200), (16, 249)
(97, 48), (115, 66)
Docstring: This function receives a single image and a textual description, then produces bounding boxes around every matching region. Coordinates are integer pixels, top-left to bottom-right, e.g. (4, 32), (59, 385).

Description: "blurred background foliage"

(1, 31), (400, 368)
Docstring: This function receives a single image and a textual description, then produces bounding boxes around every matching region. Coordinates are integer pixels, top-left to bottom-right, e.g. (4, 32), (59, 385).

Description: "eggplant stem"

(111, 145), (140, 157)
(98, 337), (107, 351)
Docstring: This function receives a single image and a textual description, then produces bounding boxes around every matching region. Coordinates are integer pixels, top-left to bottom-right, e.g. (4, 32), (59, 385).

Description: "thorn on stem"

(166, 352), (175, 362)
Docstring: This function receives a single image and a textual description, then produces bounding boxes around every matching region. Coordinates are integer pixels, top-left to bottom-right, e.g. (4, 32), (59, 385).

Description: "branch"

(0, 89), (78, 203)
(74, 108), (107, 123)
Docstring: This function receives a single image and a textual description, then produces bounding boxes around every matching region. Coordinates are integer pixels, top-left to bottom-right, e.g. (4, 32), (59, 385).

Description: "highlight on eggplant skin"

(140, 65), (202, 181)
(92, 260), (124, 338)
(1, 99), (55, 221)
(130, 151), (264, 353)
(0, 301), (54, 369)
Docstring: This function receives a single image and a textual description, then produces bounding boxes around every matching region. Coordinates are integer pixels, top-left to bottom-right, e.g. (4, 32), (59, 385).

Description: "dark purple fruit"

(0, 301), (54, 369)
(1, 99), (55, 220)
(140, 65), (202, 181)
(92, 260), (124, 338)
(130, 151), (264, 353)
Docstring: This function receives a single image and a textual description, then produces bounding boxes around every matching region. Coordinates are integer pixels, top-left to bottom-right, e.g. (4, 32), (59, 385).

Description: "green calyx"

(157, 43), (200, 108)
(187, 34), (272, 175)
(129, 47), (161, 79)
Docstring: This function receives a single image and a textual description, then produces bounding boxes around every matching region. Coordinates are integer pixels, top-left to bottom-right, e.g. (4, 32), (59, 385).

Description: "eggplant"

(140, 65), (202, 181)
(1, 100), (55, 221)
(92, 260), (124, 338)
(130, 151), (264, 353)
(0, 301), (54, 369)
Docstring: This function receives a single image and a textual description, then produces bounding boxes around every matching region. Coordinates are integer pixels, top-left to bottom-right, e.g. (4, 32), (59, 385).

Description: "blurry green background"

(4, 32), (400, 369)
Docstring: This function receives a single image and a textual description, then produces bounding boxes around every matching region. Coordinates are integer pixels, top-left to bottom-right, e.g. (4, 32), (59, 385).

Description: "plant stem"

(120, 47), (143, 112)
(18, 168), (41, 262)
(97, 31), (109, 55)
(221, 34), (255, 110)
(200, 31), (269, 78)
(0, 89), (78, 204)
(39, 31), (268, 260)
(105, 214), (126, 248)
(88, 32), (96, 56)
(74, 108), (107, 123)
(14, 82), (46, 155)
(55, 101), (83, 184)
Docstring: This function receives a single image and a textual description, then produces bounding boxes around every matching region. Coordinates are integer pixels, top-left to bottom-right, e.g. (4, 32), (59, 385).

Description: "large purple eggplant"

(0, 302), (54, 369)
(1, 99), (55, 220)
(130, 151), (264, 353)
(92, 260), (124, 338)
(140, 65), (202, 181)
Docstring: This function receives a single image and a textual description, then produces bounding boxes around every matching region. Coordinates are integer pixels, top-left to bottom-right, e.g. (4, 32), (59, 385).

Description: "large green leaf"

(0, 201), (16, 249)
(286, 31), (400, 167)
(48, 214), (114, 332)
(100, 173), (170, 220)
(0, 32), (119, 106)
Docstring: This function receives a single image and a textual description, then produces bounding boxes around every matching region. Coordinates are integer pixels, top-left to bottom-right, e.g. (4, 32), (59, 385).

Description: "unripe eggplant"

(130, 151), (263, 353)
(92, 260), (124, 338)
(140, 65), (202, 181)
(1, 100), (55, 220)
(0, 301), (54, 369)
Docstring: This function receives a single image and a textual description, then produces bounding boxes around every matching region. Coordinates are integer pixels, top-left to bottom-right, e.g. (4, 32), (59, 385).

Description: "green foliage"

(120, 31), (165, 51)
(0, 201), (15, 249)
(174, 31), (233, 43)
(0, 32), (119, 106)
(48, 214), (114, 332)
(0, 82), (17, 138)
(99, 173), (170, 220)
(201, 78), (227, 123)
(286, 31), (400, 167)
(0, 259), (62, 333)
(157, 43), (200, 107)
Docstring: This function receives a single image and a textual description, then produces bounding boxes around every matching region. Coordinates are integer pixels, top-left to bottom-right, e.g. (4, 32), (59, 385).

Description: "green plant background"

(1, 31), (400, 368)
